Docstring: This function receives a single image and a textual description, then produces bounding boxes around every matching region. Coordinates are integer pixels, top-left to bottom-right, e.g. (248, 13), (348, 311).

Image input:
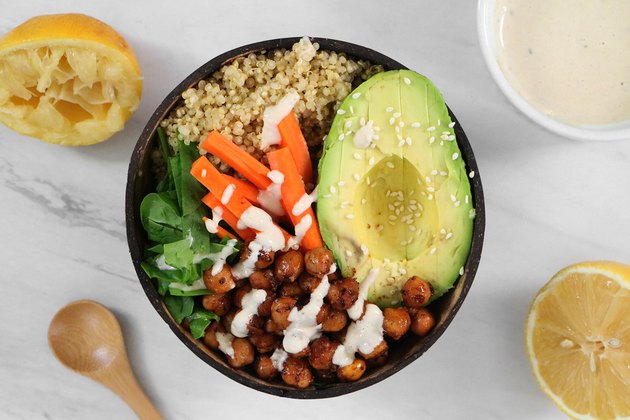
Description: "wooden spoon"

(48, 300), (162, 419)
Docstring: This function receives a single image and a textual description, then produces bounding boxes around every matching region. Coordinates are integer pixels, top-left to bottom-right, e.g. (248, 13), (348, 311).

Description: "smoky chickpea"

(321, 308), (348, 332)
(233, 284), (252, 308)
(382, 307), (411, 340)
(401, 276), (433, 308)
(227, 338), (255, 368)
(410, 307), (436, 336)
(249, 332), (278, 354)
(359, 340), (388, 360)
(248, 269), (279, 290)
(298, 272), (322, 294)
(308, 337), (339, 371)
(279, 281), (306, 299)
(257, 292), (275, 317)
(327, 277), (360, 310)
(281, 357), (313, 389)
(274, 250), (304, 282)
(202, 293), (232, 316)
(254, 355), (278, 380)
(271, 296), (297, 330)
(221, 310), (237, 333)
(240, 242), (276, 269)
(203, 265), (236, 294)
(304, 247), (334, 276)
(202, 321), (223, 350)
(337, 358), (366, 382)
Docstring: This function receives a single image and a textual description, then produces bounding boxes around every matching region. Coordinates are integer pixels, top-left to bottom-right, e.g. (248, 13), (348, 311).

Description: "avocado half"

(317, 70), (474, 307)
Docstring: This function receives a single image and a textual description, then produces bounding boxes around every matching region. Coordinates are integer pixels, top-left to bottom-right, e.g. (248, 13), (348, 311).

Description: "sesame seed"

(440, 228), (446, 235)
(374, 126), (381, 132)
(395, 126), (401, 133)
(201, 169), (207, 178)
(360, 117), (366, 126)
(403, 77), (411, 85)
(427, 126), (436, 132)
(448, 135), (456, 141)
(429, 136), (436, 144)
(400, 240), (408, 246)
(352, 92), (361, 99)
(373, 134), (380, 140)
(409, 225), (417, 232)
(370, 143), (376, 149)
(440, 171), (448, 176)
(366, 177), (371, 185)
(338, 133), (345, 141)
(454, 201), (461, 207)
(353, 153), (362, 160)
(410, 200), (418, 205)
(386, 162), (395, 169)
(449, 122), (456, 128)
(445, 232), (453, 240)
(427, 186), (435, 192)
(395, 208), (401, 215)
(406, 137), (412, 145)
(450, 194), (456, 202)
(430, 247), (437, 255)
(389, 117), (395, 125)
(388, 221), (396, 226)
(452, 152), (459, 160)
(393, 112), (401, 118)
(338, 181), (346, 187)
(441, 134), (449, 140)
(430, 170), (438, 176)
(440, 141), (444, 146)
(406, 219), (414, 225)
(459, 266), (464, 275)
(398, 121), (405, 128)
(368, 157), (375, 166)
(361, 198), (367, 204)
(337, 109), (346, 115)
(469, 171), (475, 178)
(346, 250), (354, 257)
(399, 268), (407, 275)
(345, 214), (355, 219)
(340, 202), (348, 209)
(353, 173), (360, 181)
(465, 195), (469, 204)
(376, 225), (384, 232)
(383, 258), (391, 264)
(361, 244), (369, 255)
(345, 121), (352, 128)
(398, 140), (405, 147)
(442, 131), (450, 135)
(350, 106), (354, 114)
(394, 201), (402, 207)
(411, 122), (421, 128)
(371, 183), (377, 188)
(425, 176), (432, 183)
(437, 119), (441, 126)
(386, 106), (394, 112)
(330, 186), (337, 194)
(388, 215), (397, 221)
(428, 194), (433, 201)
(388, 204), (395, 211)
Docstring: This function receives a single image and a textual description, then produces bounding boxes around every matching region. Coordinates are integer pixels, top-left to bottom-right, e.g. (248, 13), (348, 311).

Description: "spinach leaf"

(163, 295), (194, 324)
(177, 141), (208, 216)
(185, 310), (220, 339)
(140, 193), (182, 243)
(168, 287), (212, 297)
(156, 128), (175, 193)
(163, 238), (195, 268)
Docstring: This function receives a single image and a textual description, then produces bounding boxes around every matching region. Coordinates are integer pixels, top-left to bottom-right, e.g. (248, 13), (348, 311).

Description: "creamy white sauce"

(156, 255), (177, 271)
(231, 289), (267, 338)
(216, 332), (235, 358)
(168, 278), (206, 292)
(286, 214), (312, 249)
(261, 91), (300, 149)
(208, 238), (239, 276)
(236, 206), (286, 251)
(347, 268), (380, 320)
(495, 0), (630, 124)
(282, 275), (330, 354)
(271, 347), (289, 371)
(353, 120), (375, 149)
(231, 241), (263, 279)
(204, 206), (223, 234)
(257, 171), (285, 217)
(333, 303), (384, 367)
(221, 183), (236, 205)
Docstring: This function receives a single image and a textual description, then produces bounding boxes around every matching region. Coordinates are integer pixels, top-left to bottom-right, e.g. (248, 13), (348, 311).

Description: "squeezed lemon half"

(0, 13), (142, 145)
(525, 261), (630, 419)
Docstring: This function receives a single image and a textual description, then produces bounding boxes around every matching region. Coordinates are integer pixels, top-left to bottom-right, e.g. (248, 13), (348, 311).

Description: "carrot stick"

(266, 148), (323, 250)
(201, 131), (271, 190)
(201, 194), (256, 242)
(202, 216), (238, 241)
(223, 174), (260, 205)
(278, 112), (313, 185)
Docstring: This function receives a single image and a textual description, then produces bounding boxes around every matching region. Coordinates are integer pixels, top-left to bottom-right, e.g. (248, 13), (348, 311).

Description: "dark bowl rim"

(125, 36), (485, 399)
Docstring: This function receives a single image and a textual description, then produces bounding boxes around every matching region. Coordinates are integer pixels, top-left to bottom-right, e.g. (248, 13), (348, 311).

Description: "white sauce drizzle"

(216, 332), (235, 358)
(204, 206), (223, 234)
(221, 183), (236, 205)
(236, 206), (286, 251)
(333, 304), (384, 367)
(353, 120), (375, 149)
(271, 347), (289, 371)
(231, 241), (263, 279)
(208, 238), (239, 276)
(261, 91), (300, 149)
(168, 278), (205, 292)
(286, 214), (313, 250)
(347, 268), (380, 320)
(155, 255), (177, 271)
(257, 171), (286, 217)
(231, 289), (267, 338)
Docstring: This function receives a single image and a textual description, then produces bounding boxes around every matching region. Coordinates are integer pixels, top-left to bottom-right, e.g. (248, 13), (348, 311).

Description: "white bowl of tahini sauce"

(478, 0), (630, 141)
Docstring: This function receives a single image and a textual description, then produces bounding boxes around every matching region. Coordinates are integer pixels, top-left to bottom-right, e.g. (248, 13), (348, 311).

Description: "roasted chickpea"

(254, 355), (277, 380)
(359, 340), (388, 360)
(221, 310), (237, 333)
(257, 292), (275, 318)
(289, 345), (311, 358)
(327, 278), (360, 310)
(271, 296), (297, 330)
(227, 338), (255, 368)
(304, 247), (334, 276)
(248, 269), (280, 290)
(281, 357), (313, 389)
(298, 272), (322, 294)
(202, 321), (223, 350)
(321, 308), (348, 332)
(410, 307), (436, 336)
(201, 293), (232, 316)
(233, 285), (252, 308)
(308, 337), (339, 371)
(265, 318), (280, 334)
(274, 250), (304, 282)
(240, 242), (276, 269)
(337, 358), (366, 382)
(316, 303), (331, 325)
(401, 276), (433, 308)
(382, 307), (411, 340)
(366, 352), (388, 369)
(246, 314), (265, 336)
(279, 281), (306, 299)
(203, 265), (236, 294)
(249, 332), (278, 354)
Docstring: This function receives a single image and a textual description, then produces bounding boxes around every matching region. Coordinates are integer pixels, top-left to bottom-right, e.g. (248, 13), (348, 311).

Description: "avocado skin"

(317, 70), (474, 307)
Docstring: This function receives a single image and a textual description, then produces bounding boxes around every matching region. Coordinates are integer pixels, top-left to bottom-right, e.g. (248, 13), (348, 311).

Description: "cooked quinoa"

(159, 37), (383, 173)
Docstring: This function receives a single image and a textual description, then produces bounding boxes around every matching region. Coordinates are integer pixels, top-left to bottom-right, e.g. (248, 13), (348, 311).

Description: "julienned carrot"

(223, 174), (260, 205)
(278, 112), (313, 185)
(202, 194), (256, 242)
(201, 131), (271, 190)
(202, 216), (238, 240)
(192, 156), (291, 244)
(266, 148), (323, 250)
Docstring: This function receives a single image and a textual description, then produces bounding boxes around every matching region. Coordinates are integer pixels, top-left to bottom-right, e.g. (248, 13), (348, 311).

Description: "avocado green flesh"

(317, 70), (474, 307)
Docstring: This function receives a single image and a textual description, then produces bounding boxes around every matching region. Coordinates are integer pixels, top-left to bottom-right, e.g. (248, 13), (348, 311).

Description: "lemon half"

(0, 13), (142, 145)
(525, 261), (630, 419)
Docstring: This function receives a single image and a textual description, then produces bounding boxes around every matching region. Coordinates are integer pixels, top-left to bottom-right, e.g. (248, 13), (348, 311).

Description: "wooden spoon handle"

(92, 353), (162, 420)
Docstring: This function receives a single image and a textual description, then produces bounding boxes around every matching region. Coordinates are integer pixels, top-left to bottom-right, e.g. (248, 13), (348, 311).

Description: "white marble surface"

(1, 1), (629, 419)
